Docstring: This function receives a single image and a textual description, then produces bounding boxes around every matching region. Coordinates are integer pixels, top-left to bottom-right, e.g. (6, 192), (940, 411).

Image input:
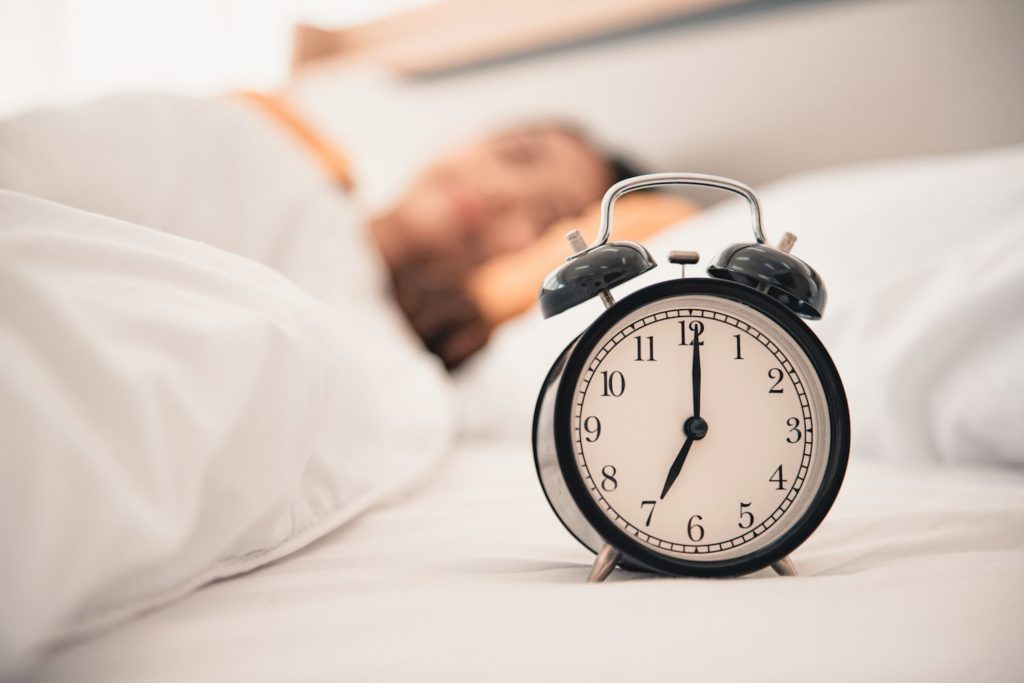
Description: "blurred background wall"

(0, 0), (434, 117)
(3, 0), (1022, 206)
(286, 0), (1024, 207)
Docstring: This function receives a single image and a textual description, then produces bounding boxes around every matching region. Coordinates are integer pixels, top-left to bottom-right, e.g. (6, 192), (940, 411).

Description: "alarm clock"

(532, 173), (850, 581)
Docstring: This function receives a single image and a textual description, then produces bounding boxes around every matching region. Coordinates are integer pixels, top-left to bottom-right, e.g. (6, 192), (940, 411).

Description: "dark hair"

(604, 153), (646, 185)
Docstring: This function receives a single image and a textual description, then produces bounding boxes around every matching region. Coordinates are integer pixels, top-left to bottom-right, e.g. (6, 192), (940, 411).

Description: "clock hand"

(691, 322), (702, 418)
(659, 435), (694, 500)
(661, 323), (707, 501)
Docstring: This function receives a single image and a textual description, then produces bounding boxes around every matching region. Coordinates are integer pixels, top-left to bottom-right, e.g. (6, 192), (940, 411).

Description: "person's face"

(389, 127), (611, 263)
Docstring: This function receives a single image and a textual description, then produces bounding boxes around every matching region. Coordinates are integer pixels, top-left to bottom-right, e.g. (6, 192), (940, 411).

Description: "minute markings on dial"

(573, 307), (815, 554)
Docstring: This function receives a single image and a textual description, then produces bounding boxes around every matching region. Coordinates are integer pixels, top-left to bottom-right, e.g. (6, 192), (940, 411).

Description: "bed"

(33, 441), (1024, 682)
(3, 1), (1023, 679)
(7, 139), (1021, 681)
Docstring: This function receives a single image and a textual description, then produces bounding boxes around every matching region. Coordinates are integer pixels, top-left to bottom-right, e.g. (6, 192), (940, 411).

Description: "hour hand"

(659, 436), (694, 500)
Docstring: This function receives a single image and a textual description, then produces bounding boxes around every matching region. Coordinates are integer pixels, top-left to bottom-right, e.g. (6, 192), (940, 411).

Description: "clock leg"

(587, 544), (622, 583)
(771, 556), (797, 577)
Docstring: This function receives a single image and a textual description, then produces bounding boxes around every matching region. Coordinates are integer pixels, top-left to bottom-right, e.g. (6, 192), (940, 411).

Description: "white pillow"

(457, 146), (1024, 467)
(0, 98), (455, 672)
(0, 93), (382, 311)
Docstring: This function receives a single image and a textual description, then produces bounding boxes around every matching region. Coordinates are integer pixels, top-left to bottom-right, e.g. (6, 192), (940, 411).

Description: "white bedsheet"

(35, 440), (1024, 682)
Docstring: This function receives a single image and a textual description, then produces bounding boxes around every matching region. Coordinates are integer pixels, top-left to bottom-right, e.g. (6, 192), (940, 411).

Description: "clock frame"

(532, 277), (850, 578)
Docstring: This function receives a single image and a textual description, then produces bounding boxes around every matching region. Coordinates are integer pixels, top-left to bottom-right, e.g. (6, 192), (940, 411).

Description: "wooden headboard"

(293, 0), (749, 75)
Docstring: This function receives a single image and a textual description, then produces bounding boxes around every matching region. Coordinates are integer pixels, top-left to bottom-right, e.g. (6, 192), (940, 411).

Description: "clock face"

(570, 293), (832, 562)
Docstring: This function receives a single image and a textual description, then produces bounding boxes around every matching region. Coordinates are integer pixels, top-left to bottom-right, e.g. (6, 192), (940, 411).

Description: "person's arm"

(392, 192), (697, 370)
(468, 192), (698, 326)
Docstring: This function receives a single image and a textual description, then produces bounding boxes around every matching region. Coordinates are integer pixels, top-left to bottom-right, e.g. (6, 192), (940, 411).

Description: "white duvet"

(0, 96), (455, 673)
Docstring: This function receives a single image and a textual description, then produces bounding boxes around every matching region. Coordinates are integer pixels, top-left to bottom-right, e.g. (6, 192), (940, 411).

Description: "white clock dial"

(572, 295), (831, 561)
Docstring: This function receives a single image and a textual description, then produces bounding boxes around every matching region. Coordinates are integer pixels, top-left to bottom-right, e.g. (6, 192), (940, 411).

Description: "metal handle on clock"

(567, 173), (767, 261)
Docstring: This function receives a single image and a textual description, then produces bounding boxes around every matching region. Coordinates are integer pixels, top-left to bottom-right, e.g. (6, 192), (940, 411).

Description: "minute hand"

(691, 327), (702, 418)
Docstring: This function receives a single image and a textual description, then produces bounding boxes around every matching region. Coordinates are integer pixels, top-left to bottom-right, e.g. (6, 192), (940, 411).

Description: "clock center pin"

(683, 416), (709, 440)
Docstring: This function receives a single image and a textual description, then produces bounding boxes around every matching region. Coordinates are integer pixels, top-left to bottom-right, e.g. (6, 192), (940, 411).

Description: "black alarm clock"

(532, 173), (850, 581)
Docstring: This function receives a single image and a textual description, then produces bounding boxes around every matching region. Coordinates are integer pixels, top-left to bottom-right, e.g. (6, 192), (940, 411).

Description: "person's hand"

(389, 254), (492, 370)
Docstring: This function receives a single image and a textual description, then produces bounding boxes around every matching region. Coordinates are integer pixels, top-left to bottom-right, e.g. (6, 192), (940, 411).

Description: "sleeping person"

(367, 120), (651, 367)
(0, 92), (696, 368)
